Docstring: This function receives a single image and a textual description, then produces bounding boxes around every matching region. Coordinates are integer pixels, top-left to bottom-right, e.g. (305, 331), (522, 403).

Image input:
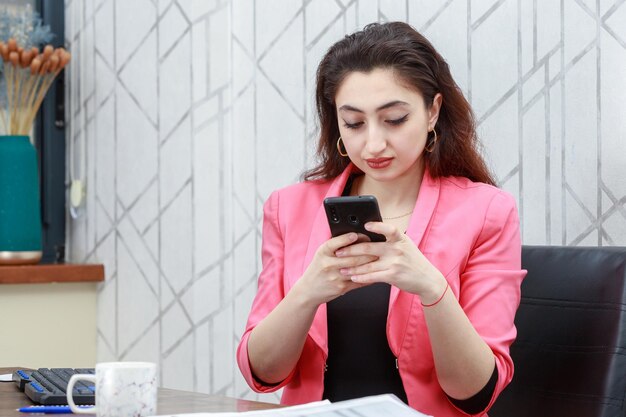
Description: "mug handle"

(66, 374), (96, 415)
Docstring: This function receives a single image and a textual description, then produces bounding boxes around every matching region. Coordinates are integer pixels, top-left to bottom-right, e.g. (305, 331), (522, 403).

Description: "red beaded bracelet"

(421, 282), (449, 307)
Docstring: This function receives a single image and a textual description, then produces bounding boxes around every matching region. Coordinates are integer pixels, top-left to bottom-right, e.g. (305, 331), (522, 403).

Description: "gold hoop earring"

(336, 137), (348, 157)
(425, 128), (438, 153)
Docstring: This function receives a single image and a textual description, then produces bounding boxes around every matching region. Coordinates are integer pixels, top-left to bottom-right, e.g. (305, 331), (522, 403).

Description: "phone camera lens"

(348, 215), (359, 224)
(330, 207), (340, 223)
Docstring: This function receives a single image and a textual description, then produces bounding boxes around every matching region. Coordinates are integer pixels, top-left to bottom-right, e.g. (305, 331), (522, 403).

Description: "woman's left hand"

(335, 221), (446, 298)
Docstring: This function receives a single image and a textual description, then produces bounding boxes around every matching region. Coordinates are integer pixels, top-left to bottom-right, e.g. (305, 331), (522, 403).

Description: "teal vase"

(0, 135), (42, 264)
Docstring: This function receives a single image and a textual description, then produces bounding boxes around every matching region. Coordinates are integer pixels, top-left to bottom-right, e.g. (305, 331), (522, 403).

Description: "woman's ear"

(428, 93), (442, 128)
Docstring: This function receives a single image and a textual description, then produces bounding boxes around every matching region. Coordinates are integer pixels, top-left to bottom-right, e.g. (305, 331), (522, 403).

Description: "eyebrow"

(338, 100), (410, 113)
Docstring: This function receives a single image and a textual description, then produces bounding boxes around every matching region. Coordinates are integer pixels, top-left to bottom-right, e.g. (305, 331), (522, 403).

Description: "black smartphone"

(323, 195), (386, 242)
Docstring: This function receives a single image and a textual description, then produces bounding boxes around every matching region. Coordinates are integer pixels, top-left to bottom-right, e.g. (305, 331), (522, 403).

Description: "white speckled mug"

(66, 362), (158, 417)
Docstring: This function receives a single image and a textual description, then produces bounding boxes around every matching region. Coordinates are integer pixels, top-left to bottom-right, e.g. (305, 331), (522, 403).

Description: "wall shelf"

(0, 264), (104, 284)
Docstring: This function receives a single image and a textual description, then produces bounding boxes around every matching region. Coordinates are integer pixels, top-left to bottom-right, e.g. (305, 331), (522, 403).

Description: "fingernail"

(351, 276), (360, 282)
(340, 268), (349, 275)
(335, 250), (345, 257)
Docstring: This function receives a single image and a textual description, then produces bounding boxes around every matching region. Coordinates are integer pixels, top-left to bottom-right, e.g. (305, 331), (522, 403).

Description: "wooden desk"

(0, 367), (279, 416)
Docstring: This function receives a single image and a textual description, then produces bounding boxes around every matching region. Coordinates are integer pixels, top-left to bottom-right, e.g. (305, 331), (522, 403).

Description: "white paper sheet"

(150, 394), (431, 417)
(0, 373), (13, 382)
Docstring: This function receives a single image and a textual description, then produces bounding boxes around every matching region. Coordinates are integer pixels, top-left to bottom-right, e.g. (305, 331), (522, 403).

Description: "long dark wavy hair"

(303, 22), (495, 186)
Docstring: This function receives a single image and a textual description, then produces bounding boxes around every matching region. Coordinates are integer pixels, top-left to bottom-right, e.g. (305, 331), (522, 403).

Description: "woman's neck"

(352, 161), (425, 216)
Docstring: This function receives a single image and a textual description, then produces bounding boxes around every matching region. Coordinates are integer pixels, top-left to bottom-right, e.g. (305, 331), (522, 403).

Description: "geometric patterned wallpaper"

(65, 0), (626, 403)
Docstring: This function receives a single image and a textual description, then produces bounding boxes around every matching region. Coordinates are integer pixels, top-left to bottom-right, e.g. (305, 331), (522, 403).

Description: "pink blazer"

(237, 164), (526, 417)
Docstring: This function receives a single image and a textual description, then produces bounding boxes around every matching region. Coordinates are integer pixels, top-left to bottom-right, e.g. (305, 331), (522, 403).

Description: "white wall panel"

(67, 0), (626, 400)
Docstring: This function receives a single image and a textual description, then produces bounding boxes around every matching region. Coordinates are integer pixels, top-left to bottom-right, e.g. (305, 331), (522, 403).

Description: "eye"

(386, 114), (409, 125)
(343, 121), (364, 129)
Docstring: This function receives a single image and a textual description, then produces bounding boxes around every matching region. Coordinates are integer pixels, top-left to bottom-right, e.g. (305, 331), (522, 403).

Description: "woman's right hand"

(294, 232), (379, 307)
(246, 233), (377, 384)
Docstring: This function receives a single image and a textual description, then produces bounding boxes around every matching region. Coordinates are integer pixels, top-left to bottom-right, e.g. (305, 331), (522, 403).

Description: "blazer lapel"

(388, 168), (441, 317)
(303, 164), (355, 356)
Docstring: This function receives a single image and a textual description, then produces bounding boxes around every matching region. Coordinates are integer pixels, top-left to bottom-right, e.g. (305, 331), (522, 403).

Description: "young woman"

(237, 22), (525, 417)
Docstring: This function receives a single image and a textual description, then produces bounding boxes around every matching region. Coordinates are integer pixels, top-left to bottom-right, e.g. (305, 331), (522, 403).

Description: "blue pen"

(17, 405), (94, 414)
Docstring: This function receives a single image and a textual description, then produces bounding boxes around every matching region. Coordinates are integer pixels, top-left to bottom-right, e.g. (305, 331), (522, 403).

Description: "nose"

(365, 124), (387, 155)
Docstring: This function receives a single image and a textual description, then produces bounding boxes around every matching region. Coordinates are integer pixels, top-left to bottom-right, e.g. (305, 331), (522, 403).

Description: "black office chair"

(490, 246), (626, 417)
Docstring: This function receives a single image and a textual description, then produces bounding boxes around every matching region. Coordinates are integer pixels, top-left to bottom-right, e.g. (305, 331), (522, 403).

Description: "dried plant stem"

(12, 65), (20, 135)
(14, 68), (24, 134)
(0, 67), (7, 134)
(18, 72), (39, 134)
(12, 66), (19, 134)
(19, 73), (43, 135)
(16, 67), (29, 134)
(23, 74), (53, 134)
(0, 107), (7, 135)
(10, 66), (17, 134)
(5, 64), (14, 134)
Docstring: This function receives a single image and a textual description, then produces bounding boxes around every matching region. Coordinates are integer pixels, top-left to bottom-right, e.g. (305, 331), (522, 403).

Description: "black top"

(322, 282), (498, 411)
(321, 174), (498, 413)
(323, 282), (408, 403)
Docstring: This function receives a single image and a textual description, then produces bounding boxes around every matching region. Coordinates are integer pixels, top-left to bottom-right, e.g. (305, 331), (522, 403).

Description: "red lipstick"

(366, 157), (393, 169)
